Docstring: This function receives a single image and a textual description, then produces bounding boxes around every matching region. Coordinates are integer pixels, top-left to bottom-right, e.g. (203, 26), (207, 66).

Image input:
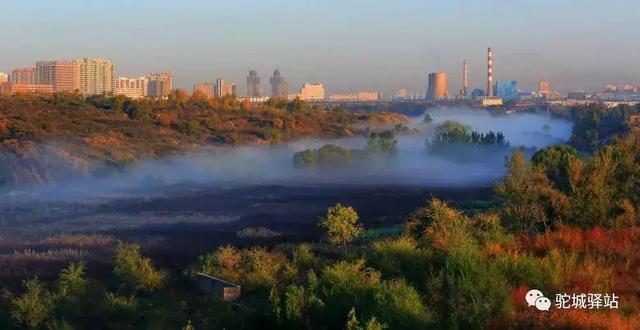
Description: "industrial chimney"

(463, 60), (468, 98)
(487, 47), (493, 97)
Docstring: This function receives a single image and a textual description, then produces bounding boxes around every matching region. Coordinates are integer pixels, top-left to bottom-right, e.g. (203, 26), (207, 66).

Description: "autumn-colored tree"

(319, 204), (363, 251)
(113, 243), (165, 291)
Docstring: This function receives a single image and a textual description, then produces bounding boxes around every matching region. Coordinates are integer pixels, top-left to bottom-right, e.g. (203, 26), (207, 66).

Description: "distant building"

(471, 88), (485, 100)
(116, 77), (148, 99)
(193, 82), (215, 98)
(269, 70), (288, 99)
(539, 80), (550, 93)
(147, 72), (173, 98)
(36, 60), (81, 92)
(246, 70), (260, 97)
(196, 273), (241, 302)
(567, 92), (587, 100)
(426, 72), (448, 100)
(79, 58), (115, 96)
(299, 83), (325, 101)
(215, 78), (236, 98)
(495, 80), (518, 101)
(0, 72), (8, 83)
(480, 96), (503, 107)
(0, 82), (54, 96)
(329, 91), (380, 102)
(393, 88), (408, 101)
(11, 67), (38, 85)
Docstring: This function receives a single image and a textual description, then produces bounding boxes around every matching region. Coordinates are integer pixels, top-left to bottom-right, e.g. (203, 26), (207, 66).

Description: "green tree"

(293, 149), (318, 168)
(364, 131), (398, 157)
(113, 243), (165, 291)
(531, 144), (579, 190)
(495, 151), (567, 231)
(56, 262), (87, 299)
(319, 204), (363, 251)
(4, 278), (54, 328)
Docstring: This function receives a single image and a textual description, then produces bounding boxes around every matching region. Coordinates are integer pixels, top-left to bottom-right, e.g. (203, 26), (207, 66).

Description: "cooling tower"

(426, 72), (448, 101)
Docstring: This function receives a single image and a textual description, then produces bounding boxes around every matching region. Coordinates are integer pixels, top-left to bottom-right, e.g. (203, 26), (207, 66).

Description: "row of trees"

(428, 120), (509, 148)
(293, 130), (398, 168)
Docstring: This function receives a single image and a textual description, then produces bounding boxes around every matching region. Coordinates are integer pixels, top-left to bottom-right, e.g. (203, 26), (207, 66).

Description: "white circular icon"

(535, 296), (551, 311)
(525, 289), (544, 306)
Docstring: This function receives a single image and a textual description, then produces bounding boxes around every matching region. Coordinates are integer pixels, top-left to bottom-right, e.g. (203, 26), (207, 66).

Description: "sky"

(1, 0), (639, 96)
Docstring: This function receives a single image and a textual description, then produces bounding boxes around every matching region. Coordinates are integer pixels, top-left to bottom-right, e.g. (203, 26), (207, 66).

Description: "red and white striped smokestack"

(487, 47), (493, 97)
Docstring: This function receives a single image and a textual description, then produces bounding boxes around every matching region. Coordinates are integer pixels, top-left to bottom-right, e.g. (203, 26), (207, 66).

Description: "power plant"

(426, 72), (448, 100)
(487, 47), (494, 97)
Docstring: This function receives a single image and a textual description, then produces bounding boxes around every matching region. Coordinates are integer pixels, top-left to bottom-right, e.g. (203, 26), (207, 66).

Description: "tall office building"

(115, 77), (148, 99)
(426, 72), (448, 100)
(246, 70), (260, 97)
(495, 80), (518, 101)
(36, 60), (81, 92)
(11, 67), (38, 85)
(79, 58), (115, 96)
(269, 70), (288, 99)
(147, 72), (173, 98)
(487, 47), (494, 97)
(0, 72), (8, 83)
(299, 83), (325, 101)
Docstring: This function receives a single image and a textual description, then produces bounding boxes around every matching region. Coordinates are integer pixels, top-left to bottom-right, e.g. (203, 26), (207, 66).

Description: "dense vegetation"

(0, 103), (639, 329)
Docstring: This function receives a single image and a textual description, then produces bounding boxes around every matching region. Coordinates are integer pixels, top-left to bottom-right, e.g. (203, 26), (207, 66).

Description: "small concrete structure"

(196, 273), (241, 302)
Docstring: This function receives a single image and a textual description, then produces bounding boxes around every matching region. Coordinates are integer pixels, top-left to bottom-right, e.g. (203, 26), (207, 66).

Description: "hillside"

(0, 93), (410, 184)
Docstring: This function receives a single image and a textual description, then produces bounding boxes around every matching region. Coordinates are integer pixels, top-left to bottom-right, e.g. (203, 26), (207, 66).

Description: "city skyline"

(1, 1), (639, 95)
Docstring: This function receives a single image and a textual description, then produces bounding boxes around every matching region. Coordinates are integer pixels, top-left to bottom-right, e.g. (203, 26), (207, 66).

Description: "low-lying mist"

(1, 107), (572, 203)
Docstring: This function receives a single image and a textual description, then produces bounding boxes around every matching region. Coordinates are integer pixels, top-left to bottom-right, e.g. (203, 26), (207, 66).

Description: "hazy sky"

(1, 0), (639, 95)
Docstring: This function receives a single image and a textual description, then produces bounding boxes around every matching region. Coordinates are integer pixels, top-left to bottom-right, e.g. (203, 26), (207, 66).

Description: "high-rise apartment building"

(194, 83), (215, 98)
(215, 78), (236, 97)
(299, 83), (325, 101)
(269, 70), (288, 99)
(36, 60), (81, 92)
(11, 67), (38, 85)
(246, 70), (260, 97)
(147, 72), (173, 98)
(79, 58), (115, 96)
(115, 77), (148, 99)
(426, 72), (448, 100)
(0, 72), (8, 83)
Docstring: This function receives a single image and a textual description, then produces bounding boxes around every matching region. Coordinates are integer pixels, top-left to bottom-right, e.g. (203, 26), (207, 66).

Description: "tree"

(3, 278), (54, 328)
(422, 113), (433, 124)
(531, 144), (579, 190)
(293, 149), (318, 168)
(56, 262), (87, 299)
(364, 131), (398, 157)
(318, 204), (363, 252)
(495, 150), (568, 232)
(113, 243), (165, 291)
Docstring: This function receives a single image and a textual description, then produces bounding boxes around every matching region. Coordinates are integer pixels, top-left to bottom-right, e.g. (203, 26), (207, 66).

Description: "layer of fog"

(1, 107), (572, 204)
